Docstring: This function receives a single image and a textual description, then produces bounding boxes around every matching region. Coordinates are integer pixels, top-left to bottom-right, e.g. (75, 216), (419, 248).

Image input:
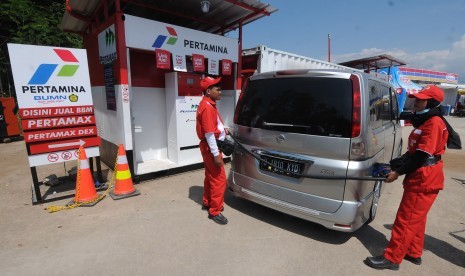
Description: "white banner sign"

(27, 146), (100, 167)
(174, 54), (187, 72)
(98, 25), (117, 64)
(8, 43), (100, 167)
(208, 59), (219, 75)
(7, 44), (93, 109)
(124, 14), (238, 62)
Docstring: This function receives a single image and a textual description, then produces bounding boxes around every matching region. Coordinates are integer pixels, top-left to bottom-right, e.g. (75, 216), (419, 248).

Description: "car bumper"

(228, 171), (372, 232)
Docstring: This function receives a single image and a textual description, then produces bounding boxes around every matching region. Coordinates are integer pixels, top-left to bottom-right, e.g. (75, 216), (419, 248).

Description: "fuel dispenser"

(165, 72), (204, 165)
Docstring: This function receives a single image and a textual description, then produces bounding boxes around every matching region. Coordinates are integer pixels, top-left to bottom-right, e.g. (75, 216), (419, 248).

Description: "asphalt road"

(0, 117), (464, 276)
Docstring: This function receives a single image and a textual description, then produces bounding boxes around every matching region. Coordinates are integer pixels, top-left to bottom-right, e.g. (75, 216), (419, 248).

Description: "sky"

(228, 0), (465, 83)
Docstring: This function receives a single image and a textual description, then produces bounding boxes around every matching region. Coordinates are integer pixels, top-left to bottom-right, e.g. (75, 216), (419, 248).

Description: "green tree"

(0, 0), (83, 98)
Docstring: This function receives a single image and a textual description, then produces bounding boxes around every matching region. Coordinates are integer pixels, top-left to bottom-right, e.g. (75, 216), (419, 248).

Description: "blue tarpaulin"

(378, 66), (423, 112)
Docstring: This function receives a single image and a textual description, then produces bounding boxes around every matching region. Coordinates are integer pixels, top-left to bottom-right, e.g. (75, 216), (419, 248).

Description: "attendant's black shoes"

(202, 203), (224, 212)
(404, 255), (422, 265)
(364, 255), (399, 270)
(208, 213), (228, 225)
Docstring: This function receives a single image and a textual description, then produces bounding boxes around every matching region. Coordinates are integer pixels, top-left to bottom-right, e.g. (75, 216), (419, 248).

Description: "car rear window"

(236, 77), (353, 137)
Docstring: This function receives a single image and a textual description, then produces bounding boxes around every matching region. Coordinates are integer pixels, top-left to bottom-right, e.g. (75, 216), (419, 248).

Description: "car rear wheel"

(366, 180), (382, 224)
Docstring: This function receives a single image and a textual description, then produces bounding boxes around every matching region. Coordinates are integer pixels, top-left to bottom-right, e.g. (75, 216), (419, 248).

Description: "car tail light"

(350, 74), (361, 138)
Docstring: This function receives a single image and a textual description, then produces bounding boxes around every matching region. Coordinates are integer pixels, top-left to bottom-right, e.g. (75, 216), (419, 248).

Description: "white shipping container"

(242, 45), (359, 73)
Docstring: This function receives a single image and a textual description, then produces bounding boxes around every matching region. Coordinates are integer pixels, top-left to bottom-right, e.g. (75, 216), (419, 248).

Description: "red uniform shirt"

(196, 96), (225, 140)
(403, 116), (448, 192)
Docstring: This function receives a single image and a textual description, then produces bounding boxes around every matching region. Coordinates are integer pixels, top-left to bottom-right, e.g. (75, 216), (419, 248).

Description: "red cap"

(200, 76), (221, 91)
(408, 85), (444, 102)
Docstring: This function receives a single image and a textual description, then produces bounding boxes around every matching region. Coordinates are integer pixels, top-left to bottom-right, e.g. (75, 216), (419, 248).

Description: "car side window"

(369, 80), (382, 130)
(380, 85), (392, 125)
(390, 87), (399, 121)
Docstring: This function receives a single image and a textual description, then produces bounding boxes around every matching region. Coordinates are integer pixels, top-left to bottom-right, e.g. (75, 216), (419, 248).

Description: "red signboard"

(19, 105), (100, 155)
(19, 106), (94, 119)
(22, 115), (96, 130)
(222, 59), (232, 75)
(29, 136), (101, 154)
(192, 54), (205, 72)
(25, 126), (98, 143)
(155, 49), (171, 69)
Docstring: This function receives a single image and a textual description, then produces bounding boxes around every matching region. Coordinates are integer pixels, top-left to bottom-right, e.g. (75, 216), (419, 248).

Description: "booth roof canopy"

(338, 54), (407, 71)
(61, 0), (278, 35)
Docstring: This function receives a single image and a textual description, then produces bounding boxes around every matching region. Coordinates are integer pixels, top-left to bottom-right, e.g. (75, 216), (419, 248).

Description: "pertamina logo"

(23, 49), (86, 99)
(152, 26), (178, 48)
(28, 49), (79, 85)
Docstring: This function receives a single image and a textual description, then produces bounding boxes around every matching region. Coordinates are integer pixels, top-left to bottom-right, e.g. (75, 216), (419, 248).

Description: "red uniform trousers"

(199, 140), (226, 216)
(383, 190), (439, 264)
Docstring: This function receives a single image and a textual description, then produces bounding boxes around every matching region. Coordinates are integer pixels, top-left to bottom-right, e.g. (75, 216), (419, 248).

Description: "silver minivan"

(228, 69), (403, 232)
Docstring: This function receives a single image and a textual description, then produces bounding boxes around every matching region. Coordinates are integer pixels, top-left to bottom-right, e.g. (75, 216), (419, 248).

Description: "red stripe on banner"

(29, 136), (101, 155)
(19, 106), (94, 119)
(22, 115), (96, 130)
(53, 49), (78, 62)
(25, 126), (98, 143)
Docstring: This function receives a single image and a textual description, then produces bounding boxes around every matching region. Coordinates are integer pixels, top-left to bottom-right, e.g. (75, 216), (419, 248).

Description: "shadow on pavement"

(189, 185), (391, 250)
(352, 225), (388, 256)
(38, 170), (109, 204)
(188, 183), (465, 265)
(224, 190), (354, 244)
(188, 186), (204, 207)
(450, 229), (465, 244)
(384, 224), (465, 268)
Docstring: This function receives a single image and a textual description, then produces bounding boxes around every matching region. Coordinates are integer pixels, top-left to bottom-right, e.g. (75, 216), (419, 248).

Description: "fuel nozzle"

(372, 163), (392, 177)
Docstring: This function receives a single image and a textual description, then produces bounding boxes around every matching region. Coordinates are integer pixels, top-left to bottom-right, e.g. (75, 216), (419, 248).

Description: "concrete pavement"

(0, 117), (464, 276)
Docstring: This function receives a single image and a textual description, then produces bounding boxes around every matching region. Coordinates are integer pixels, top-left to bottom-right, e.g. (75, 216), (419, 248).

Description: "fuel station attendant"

(365, 85), (449, 270)
(196, 76), (228, 225)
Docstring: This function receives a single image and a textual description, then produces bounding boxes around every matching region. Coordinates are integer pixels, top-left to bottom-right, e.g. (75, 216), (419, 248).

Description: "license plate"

(259, 155), (303, 177)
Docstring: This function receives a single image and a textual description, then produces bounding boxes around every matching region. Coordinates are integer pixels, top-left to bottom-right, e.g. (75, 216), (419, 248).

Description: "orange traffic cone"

(110, 144), (140, 200)
(68, 146), (101, 206)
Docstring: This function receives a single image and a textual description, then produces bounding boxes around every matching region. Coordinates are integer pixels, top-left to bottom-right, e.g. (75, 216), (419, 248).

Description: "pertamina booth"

(60, 0), (277, 181)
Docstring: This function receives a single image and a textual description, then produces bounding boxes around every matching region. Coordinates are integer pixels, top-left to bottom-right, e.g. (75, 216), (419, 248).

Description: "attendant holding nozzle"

(365, 85), (448, 270)
(196, 76), (229, 225)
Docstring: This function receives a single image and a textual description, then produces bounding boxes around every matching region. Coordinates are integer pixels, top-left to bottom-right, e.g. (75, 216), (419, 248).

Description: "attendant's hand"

(385, 171), (399, 183)
(214, 155), (223, 166)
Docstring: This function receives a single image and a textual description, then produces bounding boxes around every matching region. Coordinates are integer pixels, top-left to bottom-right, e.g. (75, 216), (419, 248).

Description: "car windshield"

(236, 77), (353, 137)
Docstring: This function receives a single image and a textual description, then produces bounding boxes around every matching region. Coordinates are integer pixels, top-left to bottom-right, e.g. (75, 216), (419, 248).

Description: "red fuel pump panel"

(177, 73), (203, 96)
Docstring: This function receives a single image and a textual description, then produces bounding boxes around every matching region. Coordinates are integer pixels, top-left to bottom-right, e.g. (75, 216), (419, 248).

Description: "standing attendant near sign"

(196, 76), (228, 225)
